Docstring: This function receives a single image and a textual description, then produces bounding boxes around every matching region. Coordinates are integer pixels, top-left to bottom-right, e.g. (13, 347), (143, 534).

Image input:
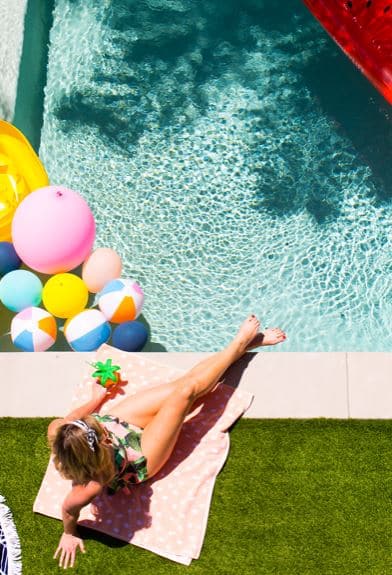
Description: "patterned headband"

(69, 419), (98, 453)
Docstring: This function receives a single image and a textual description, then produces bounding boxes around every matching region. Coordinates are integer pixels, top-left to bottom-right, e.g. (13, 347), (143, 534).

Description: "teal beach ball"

(0, 269), (43, 312)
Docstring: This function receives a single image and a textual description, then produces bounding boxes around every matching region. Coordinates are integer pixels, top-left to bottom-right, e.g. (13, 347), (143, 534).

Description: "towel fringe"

(0, 495), (22, 575)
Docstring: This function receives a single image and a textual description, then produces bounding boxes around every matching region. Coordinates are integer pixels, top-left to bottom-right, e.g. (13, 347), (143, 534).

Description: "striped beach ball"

(11, 306), (57, 351)
(97, 278), (144, 323)
(64, 309), (111, 351)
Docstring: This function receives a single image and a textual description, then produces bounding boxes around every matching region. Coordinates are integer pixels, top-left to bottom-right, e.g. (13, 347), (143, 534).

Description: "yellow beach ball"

(42, 273), (89, 319)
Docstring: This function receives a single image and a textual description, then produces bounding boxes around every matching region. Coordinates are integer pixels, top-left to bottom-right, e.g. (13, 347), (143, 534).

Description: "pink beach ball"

(12, 186), (95, 274)
(82, 247), (122, 293)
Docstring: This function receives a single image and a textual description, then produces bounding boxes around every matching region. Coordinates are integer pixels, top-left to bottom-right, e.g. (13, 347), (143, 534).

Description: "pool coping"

(1, 351), (391, 419)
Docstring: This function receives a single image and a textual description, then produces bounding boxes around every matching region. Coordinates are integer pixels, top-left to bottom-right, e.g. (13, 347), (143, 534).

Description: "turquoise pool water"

(40, 0), (392, 352)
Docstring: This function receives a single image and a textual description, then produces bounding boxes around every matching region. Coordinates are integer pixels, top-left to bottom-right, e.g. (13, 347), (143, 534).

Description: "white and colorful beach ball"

(97, 278), (144, 324)
(64, 309), (111, 351)
(11, 306), (57, 351)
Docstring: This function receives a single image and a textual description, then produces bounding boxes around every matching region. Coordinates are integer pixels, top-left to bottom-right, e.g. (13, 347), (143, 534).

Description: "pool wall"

(0, 0), (54, 149)
(13, 0), (55, 151)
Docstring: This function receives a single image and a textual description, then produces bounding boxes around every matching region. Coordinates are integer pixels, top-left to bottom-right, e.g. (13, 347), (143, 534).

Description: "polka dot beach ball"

(97, 278), (144, 323)
(64, 309), (111, 351)
(11, 306), (57, 351)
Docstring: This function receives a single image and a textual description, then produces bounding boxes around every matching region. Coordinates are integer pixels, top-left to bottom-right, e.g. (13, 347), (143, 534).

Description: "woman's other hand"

(54, 532), (85, 569)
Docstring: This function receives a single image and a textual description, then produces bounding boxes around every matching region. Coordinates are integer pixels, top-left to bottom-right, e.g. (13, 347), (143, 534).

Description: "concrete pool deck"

(1, 351), (391, 419)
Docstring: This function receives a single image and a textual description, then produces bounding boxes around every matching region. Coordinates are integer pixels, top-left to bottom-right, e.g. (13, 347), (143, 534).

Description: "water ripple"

(40, 0), (392, 351)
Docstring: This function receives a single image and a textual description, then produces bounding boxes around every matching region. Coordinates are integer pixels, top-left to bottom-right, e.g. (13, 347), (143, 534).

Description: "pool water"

(39, 0), (392, 352)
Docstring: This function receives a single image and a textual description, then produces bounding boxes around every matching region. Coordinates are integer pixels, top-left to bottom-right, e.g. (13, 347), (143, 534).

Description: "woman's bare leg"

(140, 316), (265, 477)
(109, 346), (243, 428)
(110, 320), (286, 428)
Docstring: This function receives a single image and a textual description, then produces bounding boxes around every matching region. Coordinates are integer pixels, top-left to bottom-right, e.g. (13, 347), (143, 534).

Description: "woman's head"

(50, 415), (114, 485)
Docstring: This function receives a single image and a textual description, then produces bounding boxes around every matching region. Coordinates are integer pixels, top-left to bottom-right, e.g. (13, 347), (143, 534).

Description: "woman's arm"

(54, 481), (103, 569)
(47, 382), (109, 442)
(65, 381), (109, 421)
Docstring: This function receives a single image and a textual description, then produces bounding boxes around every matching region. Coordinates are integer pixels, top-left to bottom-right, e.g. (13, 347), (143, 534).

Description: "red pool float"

(303, 0), (392, 104)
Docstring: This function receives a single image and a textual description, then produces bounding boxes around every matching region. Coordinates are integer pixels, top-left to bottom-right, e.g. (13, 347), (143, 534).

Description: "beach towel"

(0, 495), (21, 575)
(34, 344), (253, 564)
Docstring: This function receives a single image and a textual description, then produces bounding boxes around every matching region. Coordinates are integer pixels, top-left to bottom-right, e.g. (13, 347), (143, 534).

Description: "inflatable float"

(0, 120), (49, 241)
(303, 0), (392, 104)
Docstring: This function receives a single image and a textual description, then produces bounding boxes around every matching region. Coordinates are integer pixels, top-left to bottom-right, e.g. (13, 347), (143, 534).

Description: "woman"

(48, 315), (286, 568)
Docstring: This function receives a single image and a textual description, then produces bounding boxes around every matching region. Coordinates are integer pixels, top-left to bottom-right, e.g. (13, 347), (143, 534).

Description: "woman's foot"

(233, 315), (261, 354)
(246, 327), (286, 350)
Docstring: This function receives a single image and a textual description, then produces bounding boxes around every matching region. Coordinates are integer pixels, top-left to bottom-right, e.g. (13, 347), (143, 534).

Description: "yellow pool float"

(0, 120), (49, 241)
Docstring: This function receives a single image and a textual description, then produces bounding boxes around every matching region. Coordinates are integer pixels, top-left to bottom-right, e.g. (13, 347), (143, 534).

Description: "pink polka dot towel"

(33, 344), (253, 565)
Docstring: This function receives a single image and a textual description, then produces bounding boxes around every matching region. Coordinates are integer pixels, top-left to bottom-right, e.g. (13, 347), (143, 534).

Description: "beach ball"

(11, 306), (57, 351)
(97, 278), (144, 323)
(0, 269), (42, 312)
(12, 185), (95, 274)
(112, 321), (149, 352)
(82, 247), (122, 293)
(0, 242), (22, 276)
(42, 273), (89, 319)
(64, 309), (111, 351)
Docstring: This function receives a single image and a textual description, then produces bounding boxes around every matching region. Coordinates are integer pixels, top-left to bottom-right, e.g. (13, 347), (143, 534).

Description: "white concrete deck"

(0, 351), (391, 418)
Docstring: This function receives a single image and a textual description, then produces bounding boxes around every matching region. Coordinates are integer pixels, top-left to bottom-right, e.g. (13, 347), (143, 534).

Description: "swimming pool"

(39, 0), (392, 352)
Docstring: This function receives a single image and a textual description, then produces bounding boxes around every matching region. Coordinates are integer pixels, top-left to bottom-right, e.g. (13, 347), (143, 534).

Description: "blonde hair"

(50, 415), (115, 485)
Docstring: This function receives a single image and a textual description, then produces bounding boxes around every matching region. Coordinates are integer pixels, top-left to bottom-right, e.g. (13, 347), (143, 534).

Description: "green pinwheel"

(92, 359), (121, 387)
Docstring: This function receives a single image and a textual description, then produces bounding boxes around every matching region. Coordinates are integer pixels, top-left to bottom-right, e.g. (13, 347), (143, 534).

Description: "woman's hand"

(56, 483), (102, 569)
(54, 532), (85, 569)
(91, 377), (127, 404)
(91, 380), (109, 404)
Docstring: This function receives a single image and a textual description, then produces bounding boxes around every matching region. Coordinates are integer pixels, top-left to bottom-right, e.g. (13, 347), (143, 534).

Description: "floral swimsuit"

(92, 413), (148, 494)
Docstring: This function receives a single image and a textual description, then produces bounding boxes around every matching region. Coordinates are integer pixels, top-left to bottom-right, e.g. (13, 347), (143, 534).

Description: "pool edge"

(1, 351), (390, 419)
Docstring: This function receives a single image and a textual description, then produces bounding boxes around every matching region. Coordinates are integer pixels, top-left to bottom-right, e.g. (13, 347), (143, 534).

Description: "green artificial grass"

(1, 418), (392, 574)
